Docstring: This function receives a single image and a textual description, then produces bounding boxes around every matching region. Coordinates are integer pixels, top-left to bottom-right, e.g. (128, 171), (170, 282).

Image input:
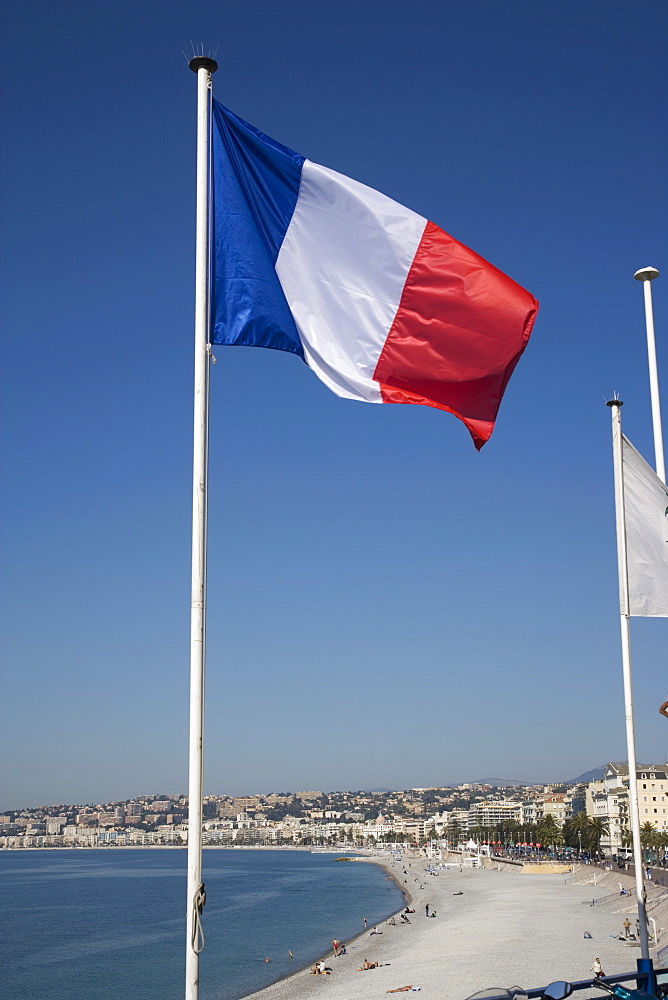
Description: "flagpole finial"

(634, 266), (659, 281)
(189, 56), (218, 74)
(607, 396), (624, 407)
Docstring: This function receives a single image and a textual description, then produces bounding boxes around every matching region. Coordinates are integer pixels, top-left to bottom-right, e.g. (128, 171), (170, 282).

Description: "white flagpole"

(186, 52), (217, 1000)
(634, 267), (665, 485)
(607, 398), (650, 961)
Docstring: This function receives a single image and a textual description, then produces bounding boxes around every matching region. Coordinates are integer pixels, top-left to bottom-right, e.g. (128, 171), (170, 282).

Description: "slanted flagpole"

(634, 267), (665, 485)
(607, 398), (650, 962)
(186, 52), (217, 1000)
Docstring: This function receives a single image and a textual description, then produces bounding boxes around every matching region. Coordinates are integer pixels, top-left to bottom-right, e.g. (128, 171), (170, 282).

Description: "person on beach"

(623, 918), (631, 939)
(591, 959), (604, 979)
(363, 916), (367, 928)
(425, 903), (429, 917)
(357, 960), (379, 971)
(332, 938), (340, 956)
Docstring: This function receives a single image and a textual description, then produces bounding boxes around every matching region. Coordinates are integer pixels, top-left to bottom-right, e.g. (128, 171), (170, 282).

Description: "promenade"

(242, 861), (662, 1000)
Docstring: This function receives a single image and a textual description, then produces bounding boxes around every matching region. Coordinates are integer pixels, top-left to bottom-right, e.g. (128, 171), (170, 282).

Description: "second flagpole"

(634, 266), (665, 485)
(186, 52), (217, 1000)
(607, 397), (650, 963)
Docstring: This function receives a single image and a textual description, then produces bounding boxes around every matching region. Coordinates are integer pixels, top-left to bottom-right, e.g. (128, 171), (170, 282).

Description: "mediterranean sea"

(0, 848), (404, 1000)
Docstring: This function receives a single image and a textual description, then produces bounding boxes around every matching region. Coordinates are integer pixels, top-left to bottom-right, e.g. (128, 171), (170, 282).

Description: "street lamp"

(578, 831), (582, 858)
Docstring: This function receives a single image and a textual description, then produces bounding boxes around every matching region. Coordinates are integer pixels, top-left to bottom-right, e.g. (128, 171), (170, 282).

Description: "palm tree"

(501, 819), (518, 849)
(447, 818), (460, 847)
(536, 815), (558, 844)
(587, 817), (609, 856)
(563, 812), (590, 853)
(640, 822), (658, 863)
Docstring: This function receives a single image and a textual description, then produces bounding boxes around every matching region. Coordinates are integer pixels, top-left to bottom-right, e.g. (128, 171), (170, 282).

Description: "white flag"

(622, 433), (668, 617)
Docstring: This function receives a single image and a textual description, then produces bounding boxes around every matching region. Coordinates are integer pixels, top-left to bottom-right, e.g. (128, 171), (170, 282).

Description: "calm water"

(0, 848), (404, 1000)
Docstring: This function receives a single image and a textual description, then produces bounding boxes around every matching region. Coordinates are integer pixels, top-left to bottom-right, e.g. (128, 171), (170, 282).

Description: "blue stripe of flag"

(210, 101), (305, 357)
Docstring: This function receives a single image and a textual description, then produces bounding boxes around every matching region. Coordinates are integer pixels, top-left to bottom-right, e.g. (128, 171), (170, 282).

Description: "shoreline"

(236, 854), (420, 1000)
(243, 855), (414, 996)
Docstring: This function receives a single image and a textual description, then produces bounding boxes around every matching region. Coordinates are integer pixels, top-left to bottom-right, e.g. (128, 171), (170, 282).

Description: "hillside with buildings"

(2, 763), (668, 857)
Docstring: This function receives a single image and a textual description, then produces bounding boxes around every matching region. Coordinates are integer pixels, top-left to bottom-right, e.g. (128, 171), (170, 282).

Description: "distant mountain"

(567, 764), (608, 783)
(472, 777), (529, 787)
(567, 761), (649, 784)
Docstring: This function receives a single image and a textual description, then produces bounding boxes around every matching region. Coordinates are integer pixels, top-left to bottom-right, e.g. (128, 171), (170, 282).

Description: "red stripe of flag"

(374, 221), (538, 449)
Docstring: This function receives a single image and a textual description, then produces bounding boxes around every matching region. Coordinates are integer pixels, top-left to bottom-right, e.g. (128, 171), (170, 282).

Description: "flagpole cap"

(634, 266), (659, 281)
(606, 398), (624, 407)
(189, 56), (218, 74)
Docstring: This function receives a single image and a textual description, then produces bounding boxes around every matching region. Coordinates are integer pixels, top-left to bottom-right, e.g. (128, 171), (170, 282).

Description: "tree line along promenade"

(2, 762), (668, 859)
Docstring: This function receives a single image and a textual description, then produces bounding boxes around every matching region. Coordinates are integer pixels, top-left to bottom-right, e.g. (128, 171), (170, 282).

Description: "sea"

(0, 848), (405, 1000)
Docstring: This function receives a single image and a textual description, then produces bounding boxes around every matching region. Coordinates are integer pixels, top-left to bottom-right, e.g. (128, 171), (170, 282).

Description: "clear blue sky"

(1, 0), (666, 810)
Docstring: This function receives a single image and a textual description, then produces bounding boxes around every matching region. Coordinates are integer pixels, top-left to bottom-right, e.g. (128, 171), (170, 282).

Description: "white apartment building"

(522, 800), (541, 825)
(468, 800), (522, 828)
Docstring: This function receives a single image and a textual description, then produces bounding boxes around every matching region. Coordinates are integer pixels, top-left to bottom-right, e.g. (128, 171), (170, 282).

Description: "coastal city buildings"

(2, 764), (668, 856)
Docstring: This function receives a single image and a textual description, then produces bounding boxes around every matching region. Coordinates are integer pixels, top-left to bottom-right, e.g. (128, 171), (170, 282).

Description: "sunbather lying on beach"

(357, 960), (379, 971)
(387, 988), (412, 993)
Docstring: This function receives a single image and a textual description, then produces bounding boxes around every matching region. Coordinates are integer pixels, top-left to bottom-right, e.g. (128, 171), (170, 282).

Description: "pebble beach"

(242, 860), (666, 1000)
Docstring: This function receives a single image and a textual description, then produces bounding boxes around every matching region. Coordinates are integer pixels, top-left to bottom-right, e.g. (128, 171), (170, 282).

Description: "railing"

(467, 964), (668, 1000)
(587, 891), (623, 906)
(648, 890), (668, 912)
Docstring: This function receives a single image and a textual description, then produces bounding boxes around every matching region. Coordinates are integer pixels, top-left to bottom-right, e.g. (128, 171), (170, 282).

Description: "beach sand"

(241, 860), (661, 1000)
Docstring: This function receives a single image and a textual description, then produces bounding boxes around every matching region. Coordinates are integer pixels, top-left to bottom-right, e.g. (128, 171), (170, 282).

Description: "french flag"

(211, 102), (538, 449)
